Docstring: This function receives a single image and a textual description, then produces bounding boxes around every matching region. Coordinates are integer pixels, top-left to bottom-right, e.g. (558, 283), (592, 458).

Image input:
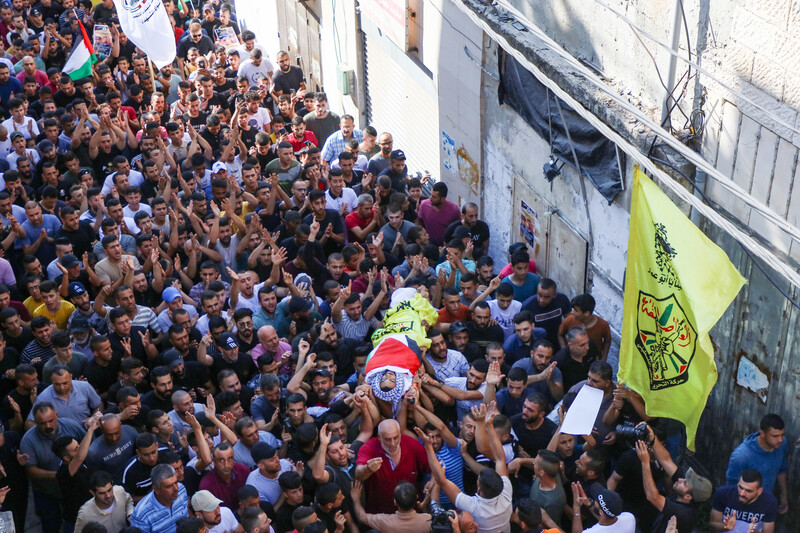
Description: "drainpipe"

(691, 169), (707, 225)
(661, 0), (684, 126)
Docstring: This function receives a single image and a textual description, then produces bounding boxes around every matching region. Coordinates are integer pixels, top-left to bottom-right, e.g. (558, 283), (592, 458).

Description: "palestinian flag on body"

(365, 334), (424, 377)
(63, 19), (98, 81)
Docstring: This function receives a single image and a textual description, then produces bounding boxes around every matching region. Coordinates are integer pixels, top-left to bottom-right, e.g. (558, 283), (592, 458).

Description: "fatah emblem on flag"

(635, 292), (697, 389)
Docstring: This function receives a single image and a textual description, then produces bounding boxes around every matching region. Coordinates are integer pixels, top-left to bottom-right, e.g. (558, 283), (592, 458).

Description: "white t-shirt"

(231, 281), (267, 313)
(2, 116), (39, 139)
(325, 187), (358, 213)
(6, 148), (38, 169)
(208, 506), (241, 533)
(247, 107), (272, 131)
(583, 513), (636, 533)
(101, 169), (145, 194)
(455, 475), (513, 533)
(488, 299), (522, 338)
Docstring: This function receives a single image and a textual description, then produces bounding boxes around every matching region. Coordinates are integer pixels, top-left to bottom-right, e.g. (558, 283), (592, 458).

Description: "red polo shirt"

(345, 210), (374, 243)
(356, 435), (430, 514)
(198, 462), (250, 510)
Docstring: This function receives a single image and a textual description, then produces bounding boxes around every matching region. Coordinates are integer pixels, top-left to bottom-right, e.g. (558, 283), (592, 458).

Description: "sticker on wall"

(520, 200), (538, 249)
(442, 131), (456, 173)
(736, 355), (769, 403)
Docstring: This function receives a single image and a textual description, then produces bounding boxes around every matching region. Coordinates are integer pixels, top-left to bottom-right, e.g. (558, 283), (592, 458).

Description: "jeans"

(32, 489), (62, 533)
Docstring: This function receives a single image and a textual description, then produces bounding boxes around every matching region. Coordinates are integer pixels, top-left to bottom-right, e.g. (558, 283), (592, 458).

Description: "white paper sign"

(560, 385), (604, 436)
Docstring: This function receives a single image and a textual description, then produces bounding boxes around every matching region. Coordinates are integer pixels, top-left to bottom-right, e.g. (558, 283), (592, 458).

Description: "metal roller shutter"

(363, 34), (440, 178)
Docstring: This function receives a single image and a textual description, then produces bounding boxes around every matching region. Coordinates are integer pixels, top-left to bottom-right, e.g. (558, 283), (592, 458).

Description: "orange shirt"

(558, 314), (611, 353)
(438, 305), (471, 324)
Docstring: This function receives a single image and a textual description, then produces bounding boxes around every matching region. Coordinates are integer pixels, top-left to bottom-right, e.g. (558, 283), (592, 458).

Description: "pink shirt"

(17, 69), (51, 90)
(250, 340), (292, 374)
(417, 198), (461, 246)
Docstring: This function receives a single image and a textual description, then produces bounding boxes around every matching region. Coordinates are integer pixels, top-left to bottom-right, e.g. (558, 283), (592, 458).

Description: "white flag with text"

(112, 0), (176, 68)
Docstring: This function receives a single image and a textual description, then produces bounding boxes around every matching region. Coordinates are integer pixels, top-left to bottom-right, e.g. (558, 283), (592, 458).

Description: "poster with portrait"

(93, 24), (112, 59)
(520, 200), (537, 248)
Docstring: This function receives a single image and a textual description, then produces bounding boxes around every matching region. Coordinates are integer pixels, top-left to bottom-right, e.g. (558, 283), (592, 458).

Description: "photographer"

(350, 479), (432, 532)
(417, 404), (513, 533)
(633, 424), (712, 533)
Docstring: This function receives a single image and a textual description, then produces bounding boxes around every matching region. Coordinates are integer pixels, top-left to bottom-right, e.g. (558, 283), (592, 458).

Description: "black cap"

(288, 297), (312, 314)
(250, 441), (277, 463)
(390, 149), (406, 161)
(449, 321), (469, 334)
(60, 254), (79, 269)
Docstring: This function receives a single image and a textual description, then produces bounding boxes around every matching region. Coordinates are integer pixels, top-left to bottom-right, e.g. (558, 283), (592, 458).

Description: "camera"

(429, 502), (454, 533)
(282, 415), (293, 433)
(615, 422), (649, 441)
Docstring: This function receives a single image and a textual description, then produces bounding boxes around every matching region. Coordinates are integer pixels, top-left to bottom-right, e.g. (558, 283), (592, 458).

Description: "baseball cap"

(78, 169), (92, 177)
(68, 281), (87, 298)
(70, 314), (90, 333)
(449, 321), (469, 334)
(161, 349), (184, 369)
(211, 161), (227, 173)
(390, 149), (406, 161)
(218, 332), (239, 349)
(250, 442), (277, 463)
(30, 8), (41, 16)
(162, 287), (182, 303)
(60, 254), (80, 269)
(313, 369), (333, 380)
(288, 297), (311, 314)
(589, 486), (624, 518)
(294, 273), (312, 289)
(191, 490), (222, 512)
(202, 3), (214, 12)
(686, 467), (713, 503)
(37, 139), (54, 152)
(9, 131), (23, 141)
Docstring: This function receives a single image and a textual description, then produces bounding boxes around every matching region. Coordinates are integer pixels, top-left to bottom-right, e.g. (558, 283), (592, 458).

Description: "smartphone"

(277, 127), (288, 136)
(198, 60), (206, 69)
(303, 140), (313, 147)
(290, 88), (296, 97)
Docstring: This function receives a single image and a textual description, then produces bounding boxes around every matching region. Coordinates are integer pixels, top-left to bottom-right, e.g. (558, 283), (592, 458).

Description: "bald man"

(86, 414), (139, 483)
(250, 325), (292, 376)
(355, 419), (431, 514)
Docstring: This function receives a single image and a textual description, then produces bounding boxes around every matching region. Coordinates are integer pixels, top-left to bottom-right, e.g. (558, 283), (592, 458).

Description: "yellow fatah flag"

(618, 166), (745, 450)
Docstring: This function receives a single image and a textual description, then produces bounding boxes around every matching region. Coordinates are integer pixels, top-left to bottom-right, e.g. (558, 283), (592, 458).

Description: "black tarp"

(498, 51), (624, 204)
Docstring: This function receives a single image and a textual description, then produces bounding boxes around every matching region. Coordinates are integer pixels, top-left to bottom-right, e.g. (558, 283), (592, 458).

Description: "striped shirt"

(425, 350), (469, 382)
(334, 310), (372, 341)
(130, 482), (189, 533)
(245, 460), (294, 504)
(320, 130), (364, 163)
(435, 440), (464, 504)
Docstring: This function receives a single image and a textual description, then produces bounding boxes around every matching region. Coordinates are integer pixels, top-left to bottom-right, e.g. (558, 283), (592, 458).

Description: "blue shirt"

(320, 129), (364, 162)
(726, 432), (788, 493)
(18, 213), (61, 263)
(27, 380), (102, 423)
(130, 482), (189, 533)
(435, 259), (477, 291)
(500, 273), (541, 302)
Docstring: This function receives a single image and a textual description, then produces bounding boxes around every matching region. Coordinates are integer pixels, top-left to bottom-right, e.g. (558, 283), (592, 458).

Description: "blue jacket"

(725, 432), (787, 493)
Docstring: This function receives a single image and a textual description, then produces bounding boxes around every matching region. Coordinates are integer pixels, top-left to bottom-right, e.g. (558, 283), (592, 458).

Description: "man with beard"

(141, 366), (174, 412)
(511, 339), (564, 405)
(219, 369), (253, 416)
(250, 325), (292, 377)
(163, 349), (212, 402)
(510, 391), (557, 496)
(417, 182), (461, 247)
(149, 409), (188, 461)
(84, 335), (121, 401)
(443, 202), (491, 258)
(108, 385), (150, 433)
(465, 301), (505, 356)
(199, 442), (251, 510)
(355, 419), (429, 514)
(192, 490), (241, 533)
(75, 471), (134, 533)
(246, 442), (294, 505)
(234, 417), (283, 469)
(27, 365), (102, 425)
(107, 307), (157, 364)
(67, 282), (109, 335)
(424, 330), (469, 382)
(199, 331), (256, 387)
(20, 402), (87, 531)
(168, 390), (204, 435)
(422, 359), (489, 420)
(288, 358), (348, 414)
(311, 423), (357, 499)
(122, 433), (162, 503)
(448, 321), (483, 363)
(253, 286), (287, 333)
(87, 414), (138, 484)
(271, 50), (306, 98)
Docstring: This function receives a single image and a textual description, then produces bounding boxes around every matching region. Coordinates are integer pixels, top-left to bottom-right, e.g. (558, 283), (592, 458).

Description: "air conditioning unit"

(337, 64), (356, 95)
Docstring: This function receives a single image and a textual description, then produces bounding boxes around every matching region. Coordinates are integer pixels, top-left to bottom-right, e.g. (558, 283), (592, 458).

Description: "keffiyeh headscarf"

(366, 369), (411, 416)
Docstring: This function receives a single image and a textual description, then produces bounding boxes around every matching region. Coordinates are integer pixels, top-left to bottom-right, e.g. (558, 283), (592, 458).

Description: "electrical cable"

(650, 156), (800, 310)
(467, 0), (800, 244)
(584, 0), (800, 136)
(451, 0), (800, 289)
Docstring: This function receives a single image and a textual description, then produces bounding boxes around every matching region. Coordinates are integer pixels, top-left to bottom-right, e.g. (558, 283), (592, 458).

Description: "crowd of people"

(0, 1), (790, 533)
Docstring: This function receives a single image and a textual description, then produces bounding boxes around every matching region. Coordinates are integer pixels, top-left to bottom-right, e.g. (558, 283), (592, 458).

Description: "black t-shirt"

(521, 292), (572, 346)
(303, 209), (344, 255)
(187, 111), (209, 133)
(0, 347), (19, 397)
(122, 457), (155, 497)
(443, 220), (491, 250)
(54, 221), (95, 257)
(4, 326), (33, 354)
(141, 390), (172, 412)
(172, 361), (211, 399)
(612, 448), (662, 530)
(272, 66), (305, 95)
(555, 347), (597, 393)
(711, 486), (777, 531)
(510, 415), (557, 457)
(57, 461), (92, 522)
(177, 34), (214, 59)
(652, 496), (697, 533)
(210, 354), (256, 386)
(84, 357), (122, 397)
(93, 146), (122, 177)
(109, 326), (149, 365)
